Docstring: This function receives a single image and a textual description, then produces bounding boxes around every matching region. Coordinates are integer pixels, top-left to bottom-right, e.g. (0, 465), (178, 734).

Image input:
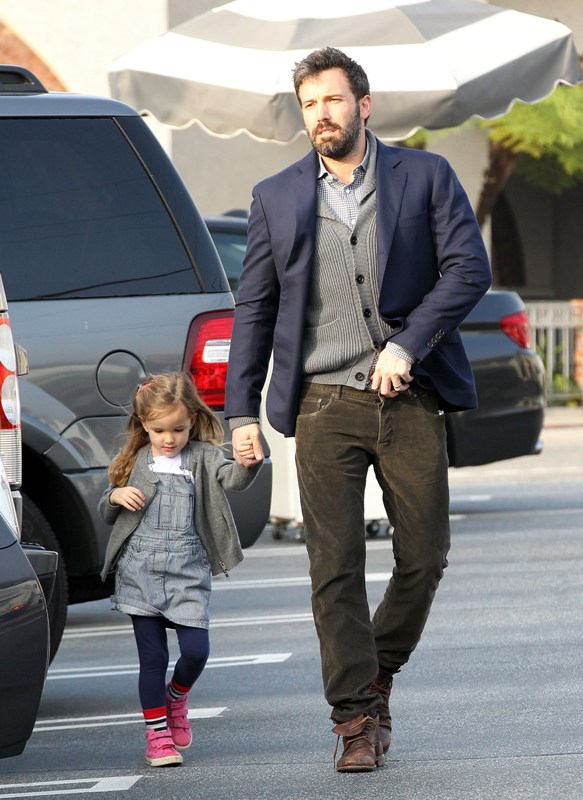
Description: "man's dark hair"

(292, 47), (370, 103)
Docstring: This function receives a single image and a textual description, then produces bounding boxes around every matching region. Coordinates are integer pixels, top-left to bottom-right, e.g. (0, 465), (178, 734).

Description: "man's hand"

(232, 423), (264, 468)
(371, 349), (414, 397)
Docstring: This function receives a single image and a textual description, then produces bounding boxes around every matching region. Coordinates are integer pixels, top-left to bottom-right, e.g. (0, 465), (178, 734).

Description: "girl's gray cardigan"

(99, 441), (261, 580)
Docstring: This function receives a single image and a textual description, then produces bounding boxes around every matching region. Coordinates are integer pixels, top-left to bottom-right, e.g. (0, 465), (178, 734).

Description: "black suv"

(0, 66), (272, 659)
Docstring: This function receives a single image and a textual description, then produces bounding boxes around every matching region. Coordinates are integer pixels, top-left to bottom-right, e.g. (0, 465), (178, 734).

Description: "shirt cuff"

(384, 341), (418, 364)
(228, 416), (260, 431)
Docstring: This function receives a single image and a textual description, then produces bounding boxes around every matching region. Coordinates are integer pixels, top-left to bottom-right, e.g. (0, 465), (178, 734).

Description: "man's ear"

(360, 95), (372, 122)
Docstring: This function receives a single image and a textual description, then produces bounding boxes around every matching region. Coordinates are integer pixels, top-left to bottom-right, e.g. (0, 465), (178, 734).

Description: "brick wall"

(0, 21), (65, 90)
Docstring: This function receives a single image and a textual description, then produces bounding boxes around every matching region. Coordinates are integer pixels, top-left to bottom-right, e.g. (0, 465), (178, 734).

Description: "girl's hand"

(109, 486), (146, 511)
(232, 423), (264, 468)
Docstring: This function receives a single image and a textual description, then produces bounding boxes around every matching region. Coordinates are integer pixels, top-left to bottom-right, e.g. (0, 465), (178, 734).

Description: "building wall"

(0, 0), (168, 96)
(555, 184), (583, 298)
(491, 0), (583, 298)
(494, 0), (583, 45)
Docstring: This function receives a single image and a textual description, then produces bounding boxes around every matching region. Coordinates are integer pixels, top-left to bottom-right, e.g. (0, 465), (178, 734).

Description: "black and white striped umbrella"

(108, 0), (582, 142)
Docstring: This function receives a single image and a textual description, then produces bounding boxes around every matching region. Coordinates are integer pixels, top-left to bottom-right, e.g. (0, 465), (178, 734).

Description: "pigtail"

(108, 413), (149, 486)
(191, 403), (223, 448)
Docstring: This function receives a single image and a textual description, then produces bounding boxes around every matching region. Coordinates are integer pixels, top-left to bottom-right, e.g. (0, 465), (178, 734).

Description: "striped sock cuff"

(168, 679), (191, 701)
(143, 706), (167, 731)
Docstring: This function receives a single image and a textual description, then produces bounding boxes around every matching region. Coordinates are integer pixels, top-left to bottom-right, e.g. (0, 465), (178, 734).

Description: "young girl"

(99, 373), (261, 767)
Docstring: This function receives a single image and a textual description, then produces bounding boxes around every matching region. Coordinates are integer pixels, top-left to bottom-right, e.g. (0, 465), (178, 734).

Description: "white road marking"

(245, 537), (393, 557)
(213, 576), (311, 590)
(63, 612), (314, 640)
(63, 625), (135, 639)
(0, 775), (140, 797)
(455, 494), (493, 502)
(450, 465), (583, 480)
(34, 708), (225, 732)
(213, 573), (392, 590)
(47, 652), (292, 681)
(212, 612), (313, 627)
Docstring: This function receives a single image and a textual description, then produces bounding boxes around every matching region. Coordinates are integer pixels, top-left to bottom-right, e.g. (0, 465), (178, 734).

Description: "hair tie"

(136, 381), (151, 395)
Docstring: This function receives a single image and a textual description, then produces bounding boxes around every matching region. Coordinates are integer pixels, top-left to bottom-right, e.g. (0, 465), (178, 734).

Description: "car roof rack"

(0, 65), (48, 94)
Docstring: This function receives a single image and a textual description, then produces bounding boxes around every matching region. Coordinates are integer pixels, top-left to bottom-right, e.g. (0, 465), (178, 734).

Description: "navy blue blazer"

(225, 137), (492, 437)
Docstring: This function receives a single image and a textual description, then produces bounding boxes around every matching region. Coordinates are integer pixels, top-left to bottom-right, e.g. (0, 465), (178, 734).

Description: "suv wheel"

(21, 495), (68, 662)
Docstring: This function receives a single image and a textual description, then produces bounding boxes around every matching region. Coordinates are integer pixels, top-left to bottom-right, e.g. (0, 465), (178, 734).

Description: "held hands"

(232, 423), (264, 468)
(371, 349), (413, 397)
(109, 486), (146, 512)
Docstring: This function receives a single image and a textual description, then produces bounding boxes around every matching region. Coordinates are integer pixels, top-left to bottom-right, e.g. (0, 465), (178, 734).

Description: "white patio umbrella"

(108, 0), (582, 142)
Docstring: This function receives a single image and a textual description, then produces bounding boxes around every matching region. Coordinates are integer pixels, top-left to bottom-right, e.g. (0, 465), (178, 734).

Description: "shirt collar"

(317, 136), (370, 181)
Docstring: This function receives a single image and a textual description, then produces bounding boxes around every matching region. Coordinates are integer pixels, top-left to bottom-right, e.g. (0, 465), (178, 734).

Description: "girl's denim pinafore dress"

(112, 447), (211, 628)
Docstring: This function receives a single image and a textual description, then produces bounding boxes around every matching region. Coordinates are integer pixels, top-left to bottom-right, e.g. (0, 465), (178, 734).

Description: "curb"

(542, 408), (583, 429)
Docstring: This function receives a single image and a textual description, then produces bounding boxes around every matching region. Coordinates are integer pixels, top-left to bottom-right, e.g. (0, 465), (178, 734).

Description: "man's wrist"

(384, 341), (417, 364)
(228, 416), (260, 431)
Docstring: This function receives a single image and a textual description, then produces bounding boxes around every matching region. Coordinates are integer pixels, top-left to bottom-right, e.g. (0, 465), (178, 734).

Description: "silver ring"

(394, 382), (402, 389)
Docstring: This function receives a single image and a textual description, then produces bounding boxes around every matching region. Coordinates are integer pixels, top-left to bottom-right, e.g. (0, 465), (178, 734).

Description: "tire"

(366, 520), (381, 538)
(21, 495), (68, 662)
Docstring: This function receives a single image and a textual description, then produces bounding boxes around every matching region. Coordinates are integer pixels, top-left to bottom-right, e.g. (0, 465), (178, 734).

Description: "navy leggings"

(131, 616), (210, 710)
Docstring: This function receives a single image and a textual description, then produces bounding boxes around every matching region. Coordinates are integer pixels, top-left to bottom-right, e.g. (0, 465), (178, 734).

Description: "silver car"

(0, 274), (57, 758)
(0, 66), (272, 662)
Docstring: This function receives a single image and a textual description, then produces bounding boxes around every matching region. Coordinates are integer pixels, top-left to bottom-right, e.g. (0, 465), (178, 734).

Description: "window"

(207, 230), (246, 299)
(0, 119), (200, 299)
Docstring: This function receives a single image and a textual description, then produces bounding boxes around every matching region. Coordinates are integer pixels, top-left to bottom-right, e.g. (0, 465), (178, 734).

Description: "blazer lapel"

(376, 142), (406, 288)
(282, 150), (318, 282)
(293, 150), (318, 248)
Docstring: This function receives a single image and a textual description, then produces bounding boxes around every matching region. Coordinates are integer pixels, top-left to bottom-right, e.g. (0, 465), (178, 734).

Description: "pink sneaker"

(145, 728), (183, 767)
(166, 686), (193, 751)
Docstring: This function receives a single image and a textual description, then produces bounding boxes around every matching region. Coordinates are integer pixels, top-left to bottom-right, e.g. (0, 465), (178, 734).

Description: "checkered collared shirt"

(316, 143), (370, 230)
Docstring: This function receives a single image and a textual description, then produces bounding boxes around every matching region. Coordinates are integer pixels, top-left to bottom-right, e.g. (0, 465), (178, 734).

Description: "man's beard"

(308, 105), (362, 159)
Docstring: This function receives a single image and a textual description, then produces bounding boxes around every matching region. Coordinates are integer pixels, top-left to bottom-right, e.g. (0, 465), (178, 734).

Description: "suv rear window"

(0, 119), (201, 299)
(208, 229), (247, 300)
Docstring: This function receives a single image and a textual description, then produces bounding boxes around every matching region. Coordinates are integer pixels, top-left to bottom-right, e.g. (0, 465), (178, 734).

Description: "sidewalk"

(543, 405), (583, 428)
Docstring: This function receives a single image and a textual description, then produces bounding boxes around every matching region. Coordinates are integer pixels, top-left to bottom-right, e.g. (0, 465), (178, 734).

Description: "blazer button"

(350, 235), (358, 245)
(355, 372), (365, 381)
(363, 308), (371, 318)
(356, 274), (365, 284)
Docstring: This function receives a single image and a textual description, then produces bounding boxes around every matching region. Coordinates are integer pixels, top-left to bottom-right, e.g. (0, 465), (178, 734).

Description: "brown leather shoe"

(332, 714), (384, 772)
(369, 675), (393, 753)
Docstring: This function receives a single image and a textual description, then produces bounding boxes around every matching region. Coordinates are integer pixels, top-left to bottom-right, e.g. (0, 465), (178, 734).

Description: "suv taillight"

(184, 311), (234, 409)
(0, 291), (22, 487)
(500, 311), (531, 349)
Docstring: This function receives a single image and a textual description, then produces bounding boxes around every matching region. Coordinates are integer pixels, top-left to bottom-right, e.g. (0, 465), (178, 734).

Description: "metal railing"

(525, 301), (583, 403)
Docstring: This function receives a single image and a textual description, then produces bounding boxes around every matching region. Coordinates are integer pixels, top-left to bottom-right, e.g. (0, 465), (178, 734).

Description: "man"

(225, 47), (491, 772)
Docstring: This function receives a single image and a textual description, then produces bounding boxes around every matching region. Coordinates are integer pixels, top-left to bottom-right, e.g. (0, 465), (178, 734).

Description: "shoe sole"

(174, 739), (192, 752)
(336, 754), (385, 772)
(145, 754), (183, 767)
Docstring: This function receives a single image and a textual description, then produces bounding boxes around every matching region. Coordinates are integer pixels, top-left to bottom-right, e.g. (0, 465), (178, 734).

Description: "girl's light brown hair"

(108, 372), (223, 487)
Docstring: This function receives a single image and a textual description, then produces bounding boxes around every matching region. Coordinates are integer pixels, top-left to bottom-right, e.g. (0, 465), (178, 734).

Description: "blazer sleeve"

(224, 187), (280, 421)
(386, 155), (492, 362)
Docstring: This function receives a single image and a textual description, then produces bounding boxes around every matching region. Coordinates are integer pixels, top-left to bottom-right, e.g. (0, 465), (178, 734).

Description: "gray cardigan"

(99, 441), (261, 580)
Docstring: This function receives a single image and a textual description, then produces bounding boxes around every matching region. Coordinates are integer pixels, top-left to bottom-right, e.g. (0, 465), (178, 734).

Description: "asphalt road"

(1, 409), (582, 800)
